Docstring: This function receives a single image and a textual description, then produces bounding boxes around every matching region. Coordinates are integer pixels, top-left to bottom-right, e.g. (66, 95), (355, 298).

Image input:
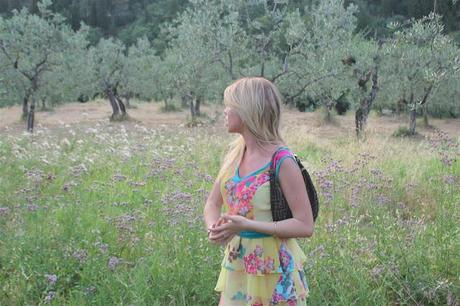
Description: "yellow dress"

(214, 147), (309, 306)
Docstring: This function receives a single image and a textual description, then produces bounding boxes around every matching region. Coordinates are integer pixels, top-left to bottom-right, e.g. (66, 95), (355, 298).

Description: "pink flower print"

(257, 259), (265, 272)
(271, 292), (283, 304)
(279, 246), (293, 271)
(235, 182), (245, 195)
(264, 257), (275, 273)
(254, 245), (263, 257)
(244, 253), (259, 274)
(256, 173), (270, 184)
(239, 189), (254, 204)
(238, 205), (249, 216)
(280, 252), (291, 270)
(248, 185), (257, 193)
(225, 179), (235, 190)
(259, 172), (270, 182)
(244, 175), (256, 184)
(287, 299), (297, 306)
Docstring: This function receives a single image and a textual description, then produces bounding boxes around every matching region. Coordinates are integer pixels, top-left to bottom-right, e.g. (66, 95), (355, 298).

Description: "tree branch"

(286, 72), (338, 103)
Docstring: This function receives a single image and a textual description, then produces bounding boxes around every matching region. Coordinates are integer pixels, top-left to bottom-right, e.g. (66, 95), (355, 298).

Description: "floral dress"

(215, 147), (309, 306)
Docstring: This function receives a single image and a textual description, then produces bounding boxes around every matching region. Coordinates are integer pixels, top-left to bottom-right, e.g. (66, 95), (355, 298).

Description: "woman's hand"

(209, 214), (249, 241)
(208, 217), (232, 245)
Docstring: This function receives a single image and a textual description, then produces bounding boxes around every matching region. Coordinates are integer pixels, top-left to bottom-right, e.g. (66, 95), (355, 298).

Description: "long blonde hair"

(217, 77), (284, 181)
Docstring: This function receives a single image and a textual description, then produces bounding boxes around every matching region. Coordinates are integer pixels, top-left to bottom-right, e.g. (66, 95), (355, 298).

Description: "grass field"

(0, 101), (459, 305)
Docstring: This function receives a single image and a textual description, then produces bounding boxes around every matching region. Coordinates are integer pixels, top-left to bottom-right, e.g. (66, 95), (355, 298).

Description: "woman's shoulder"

(272, 146), (296, 176)
(272, 145), (295, 162)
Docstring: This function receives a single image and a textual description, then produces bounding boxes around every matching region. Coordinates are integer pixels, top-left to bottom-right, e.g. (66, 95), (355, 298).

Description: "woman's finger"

(212, 222), (231, 232)
(210, 229), (232, 240)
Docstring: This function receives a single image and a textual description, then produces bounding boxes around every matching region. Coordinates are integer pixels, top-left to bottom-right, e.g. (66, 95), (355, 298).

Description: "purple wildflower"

(108, 256), (121, 271)
(44, 291), (56, 304)
(72, 249), (88, 264)
(112, 174), (127, 181)
(0, 207), (10, 216)
(45, 274), (58, 286)
(375, 194), (390, 206)
(370, 265), (384, 281)
(443, 175), (456, 185)
(84, 286), (97, 296)
(27, 204), (39, 212)
(94, 242), (108, 254)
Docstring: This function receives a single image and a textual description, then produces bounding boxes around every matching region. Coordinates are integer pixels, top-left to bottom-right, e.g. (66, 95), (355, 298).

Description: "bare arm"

(203, 178), (223, 230)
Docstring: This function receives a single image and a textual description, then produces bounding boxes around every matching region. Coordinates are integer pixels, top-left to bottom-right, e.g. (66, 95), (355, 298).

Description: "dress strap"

(271, 146), (296, 177)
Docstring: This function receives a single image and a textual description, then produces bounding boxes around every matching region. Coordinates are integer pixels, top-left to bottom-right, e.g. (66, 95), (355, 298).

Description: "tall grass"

(0, 122), (458, 305)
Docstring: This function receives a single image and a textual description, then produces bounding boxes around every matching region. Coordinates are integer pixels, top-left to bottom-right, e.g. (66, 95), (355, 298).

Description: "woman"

(203, 77), (314, 305)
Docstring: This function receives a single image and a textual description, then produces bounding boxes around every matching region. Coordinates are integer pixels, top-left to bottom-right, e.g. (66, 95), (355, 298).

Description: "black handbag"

(269, 149), (319, 222)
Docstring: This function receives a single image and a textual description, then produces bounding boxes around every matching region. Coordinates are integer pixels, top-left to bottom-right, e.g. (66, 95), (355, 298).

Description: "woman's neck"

(241, 129), (282, 158)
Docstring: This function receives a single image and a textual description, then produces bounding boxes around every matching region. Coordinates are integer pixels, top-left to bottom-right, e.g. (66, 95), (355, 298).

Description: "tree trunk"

(228, 51), (235, 80)
(107, 88), (120, 120)
(22, 95), (29, 120)
(326, 107), (332, 122)
(125, 95), (131, 108)
(355, 67), (379, 138)
(27, 96), (36, 133)
(355, 108), (364, 137)
(419, 84), (432, 128)
(195, 97), (201, 117)
(116, 96), (127, 116)
(408, 92), (416, 135)
(190, 98), (196, 119)
(422, 104), (429, 127)
(409, 108), (417, 135)
(324, 98), (334, 122)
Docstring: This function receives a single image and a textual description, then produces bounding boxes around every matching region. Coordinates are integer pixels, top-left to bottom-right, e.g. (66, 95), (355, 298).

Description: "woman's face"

(224, 106), (244, 133)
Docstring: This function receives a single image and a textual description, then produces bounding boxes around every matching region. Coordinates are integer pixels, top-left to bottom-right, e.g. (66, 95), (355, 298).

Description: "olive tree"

(0, 0), (87, 131)
(35, 24), (95, 110)
(118, 37), (160, 108)
(277, 0), (357, 106)
(163, 0), (230, 120)
(345, 37), (381, 138)
(383, 13), (460, 135)
(90, 38), (130, 121)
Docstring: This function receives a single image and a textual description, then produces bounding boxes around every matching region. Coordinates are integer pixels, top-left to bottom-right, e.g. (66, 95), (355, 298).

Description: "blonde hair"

(217, 77), (284, 181)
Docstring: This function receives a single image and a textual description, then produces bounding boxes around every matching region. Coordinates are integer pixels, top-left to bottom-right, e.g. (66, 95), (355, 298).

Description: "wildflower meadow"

(0, 108), (458, 305)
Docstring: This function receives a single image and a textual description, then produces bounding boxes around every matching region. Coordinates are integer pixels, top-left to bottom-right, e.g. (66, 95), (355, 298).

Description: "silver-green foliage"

(163, 0), (231, 107)
(381, 13), (460, 118)
(160, 0), (363, 113)
(278, 0), (362, 108)
(0, 0), (90, 111)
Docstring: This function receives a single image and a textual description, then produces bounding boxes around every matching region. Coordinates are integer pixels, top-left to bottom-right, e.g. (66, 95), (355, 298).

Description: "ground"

(0, 100), (459, 140)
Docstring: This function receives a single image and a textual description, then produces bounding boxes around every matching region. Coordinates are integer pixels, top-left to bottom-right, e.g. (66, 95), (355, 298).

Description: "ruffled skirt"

(215, 236), (309, 305)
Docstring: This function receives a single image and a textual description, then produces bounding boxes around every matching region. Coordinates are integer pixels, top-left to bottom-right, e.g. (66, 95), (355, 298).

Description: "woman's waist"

(237, 230), (272, 239)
